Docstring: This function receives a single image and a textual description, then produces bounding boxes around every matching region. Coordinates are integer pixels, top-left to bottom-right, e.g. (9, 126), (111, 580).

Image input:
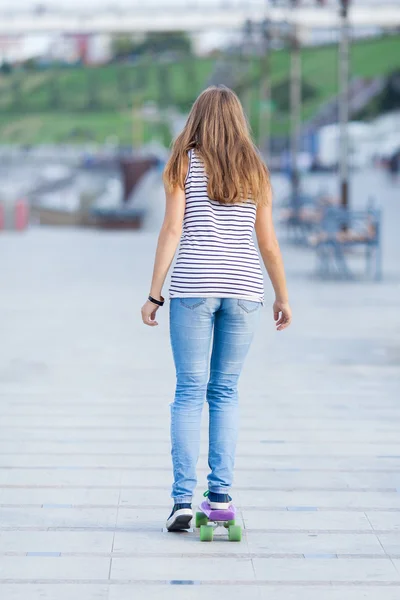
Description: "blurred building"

(48, 34), (112, 65)
(0, 32), (112, 66)
(0, 34), (50, 63)
(316, 111), (400, 169)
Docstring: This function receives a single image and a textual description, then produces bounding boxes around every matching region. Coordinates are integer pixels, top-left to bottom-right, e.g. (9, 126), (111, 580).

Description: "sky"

(2, 0), (400, 18)
(3, 0), (399, 8)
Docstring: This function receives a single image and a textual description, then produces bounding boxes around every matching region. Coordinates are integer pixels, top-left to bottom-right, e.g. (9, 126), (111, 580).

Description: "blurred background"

(0, 0), (399, 278)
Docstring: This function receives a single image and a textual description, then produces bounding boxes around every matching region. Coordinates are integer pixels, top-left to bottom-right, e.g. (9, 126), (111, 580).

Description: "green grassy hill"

(0, 34), (398, 145)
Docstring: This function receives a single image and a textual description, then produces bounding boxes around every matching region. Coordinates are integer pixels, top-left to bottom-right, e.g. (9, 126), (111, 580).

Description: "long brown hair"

(163, 85), (270, 206)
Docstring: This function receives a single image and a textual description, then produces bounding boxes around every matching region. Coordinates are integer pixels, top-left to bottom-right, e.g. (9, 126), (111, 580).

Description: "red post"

(15, 199), (29, 231)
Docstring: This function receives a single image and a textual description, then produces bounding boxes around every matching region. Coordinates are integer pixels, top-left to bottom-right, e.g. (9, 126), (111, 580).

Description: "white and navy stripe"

(169, 149), (264, 302)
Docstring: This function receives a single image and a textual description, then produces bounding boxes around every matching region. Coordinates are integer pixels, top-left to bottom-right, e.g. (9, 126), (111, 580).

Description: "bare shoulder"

(182, 152), (189, 176)
(163, 153), (189, 194)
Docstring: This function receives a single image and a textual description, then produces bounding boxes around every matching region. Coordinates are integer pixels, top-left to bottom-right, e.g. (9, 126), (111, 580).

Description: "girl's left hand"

(141, 300), (160, 327)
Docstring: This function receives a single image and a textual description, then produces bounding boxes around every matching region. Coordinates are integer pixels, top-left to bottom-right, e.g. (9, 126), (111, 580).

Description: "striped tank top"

(169, 149), (264, 302)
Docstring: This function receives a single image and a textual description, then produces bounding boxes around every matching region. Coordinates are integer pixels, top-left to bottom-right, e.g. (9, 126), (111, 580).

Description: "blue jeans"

(169, 297), (261, 503)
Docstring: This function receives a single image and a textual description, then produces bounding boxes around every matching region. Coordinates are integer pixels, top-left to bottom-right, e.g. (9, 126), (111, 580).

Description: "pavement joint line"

(1, 460), (400, 466)
(2, 407), (398, 411)
(2, 439), (400, 445)
(169, 581), (200, 585)
(2, 463), (400, 473)
(0, 424), (396, 428)
(26, 552), (61, 557)
(376, 532), (391, 558)
(2, 405), (395, 410)
(1, 483), (399, 493)
(2, 414), (399, 420)
(1, 552), (399, 560)
(41, 504), (74, 508)
(2, 419), (400, 427)
(7, 448), (400, 456)
(1, 460), (400, 474)
(7, 467), (398, 473)
(1, 504), (400, 512)
(0, 527), (397, 534)
(5, 409), (397, 413)
(0, 476), (398, 490)
(110, 487), (120, 579)
(3, 403), (398, 408)
(2, 391), (395, 396)
(0, 579), (400, 587)
(3, 410), (397, 416)
(379, 456), (400, 459)
(303, 554), (338, 559)
(287, 507), (318, 512)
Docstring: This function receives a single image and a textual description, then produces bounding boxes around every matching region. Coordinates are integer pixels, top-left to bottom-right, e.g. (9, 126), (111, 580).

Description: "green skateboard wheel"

(224, 519), (235, 528)
(195, 511), (208, 528)
(200, 525), (214, 542)
(228, 525), (242, 542)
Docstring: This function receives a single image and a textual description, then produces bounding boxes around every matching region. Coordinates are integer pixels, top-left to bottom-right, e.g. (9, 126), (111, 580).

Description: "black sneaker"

(205, 491), (232, 510)
(166, 503), (193, 531)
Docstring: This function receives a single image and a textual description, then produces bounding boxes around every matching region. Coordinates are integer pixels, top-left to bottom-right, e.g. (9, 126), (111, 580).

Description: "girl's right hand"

(141, 300), (160, 327)
(273, 300), (292, 331)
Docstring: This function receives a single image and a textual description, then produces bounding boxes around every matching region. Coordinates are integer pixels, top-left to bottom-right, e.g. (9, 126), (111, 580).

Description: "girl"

(141, 85), (292, 531)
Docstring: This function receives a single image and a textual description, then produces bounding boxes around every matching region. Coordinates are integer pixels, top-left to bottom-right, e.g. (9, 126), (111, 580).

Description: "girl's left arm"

(141, 182), (186, 326)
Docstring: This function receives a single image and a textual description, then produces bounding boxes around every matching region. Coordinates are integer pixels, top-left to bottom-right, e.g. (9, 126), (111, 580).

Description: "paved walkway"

(0, 200), (399, 599)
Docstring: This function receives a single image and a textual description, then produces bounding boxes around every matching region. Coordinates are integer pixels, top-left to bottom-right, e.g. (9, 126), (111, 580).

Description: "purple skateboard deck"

(199, 500), (236, 522)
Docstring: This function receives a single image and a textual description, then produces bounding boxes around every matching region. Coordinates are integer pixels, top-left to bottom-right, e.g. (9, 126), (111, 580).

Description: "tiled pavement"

(0, 218), (399, 600)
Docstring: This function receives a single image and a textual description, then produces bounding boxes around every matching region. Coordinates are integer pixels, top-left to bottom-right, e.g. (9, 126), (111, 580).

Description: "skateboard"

(195, 500), (242, 542)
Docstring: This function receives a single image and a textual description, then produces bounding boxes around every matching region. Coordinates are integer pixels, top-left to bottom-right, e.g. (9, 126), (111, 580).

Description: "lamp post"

(290, 3), (301, 207)
(242, 19), (254, 122)
(258, 17), (271, 160)
(339, 0), (350, 209)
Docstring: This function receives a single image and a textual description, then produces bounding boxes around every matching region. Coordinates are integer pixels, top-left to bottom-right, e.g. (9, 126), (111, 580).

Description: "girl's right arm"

(255, 201), (292, 331)
(141, 155), (189, 327)
(141, 182), (186, 326)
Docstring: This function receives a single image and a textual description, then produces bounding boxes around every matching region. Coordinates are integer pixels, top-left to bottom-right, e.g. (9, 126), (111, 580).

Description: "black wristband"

(148, 295), (165, 307)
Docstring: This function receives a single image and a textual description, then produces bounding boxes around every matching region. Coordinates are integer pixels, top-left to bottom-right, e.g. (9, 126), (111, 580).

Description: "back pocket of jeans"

(180, 298), (206, 310)
(238, 299), (260, 313)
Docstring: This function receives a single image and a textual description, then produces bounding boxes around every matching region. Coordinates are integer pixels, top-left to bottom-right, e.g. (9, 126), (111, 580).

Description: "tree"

(0, 61), (12, 75)
(112, 36), (138, 60)
(112, 31), (193, 61)
(139, 32), (192, 56)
